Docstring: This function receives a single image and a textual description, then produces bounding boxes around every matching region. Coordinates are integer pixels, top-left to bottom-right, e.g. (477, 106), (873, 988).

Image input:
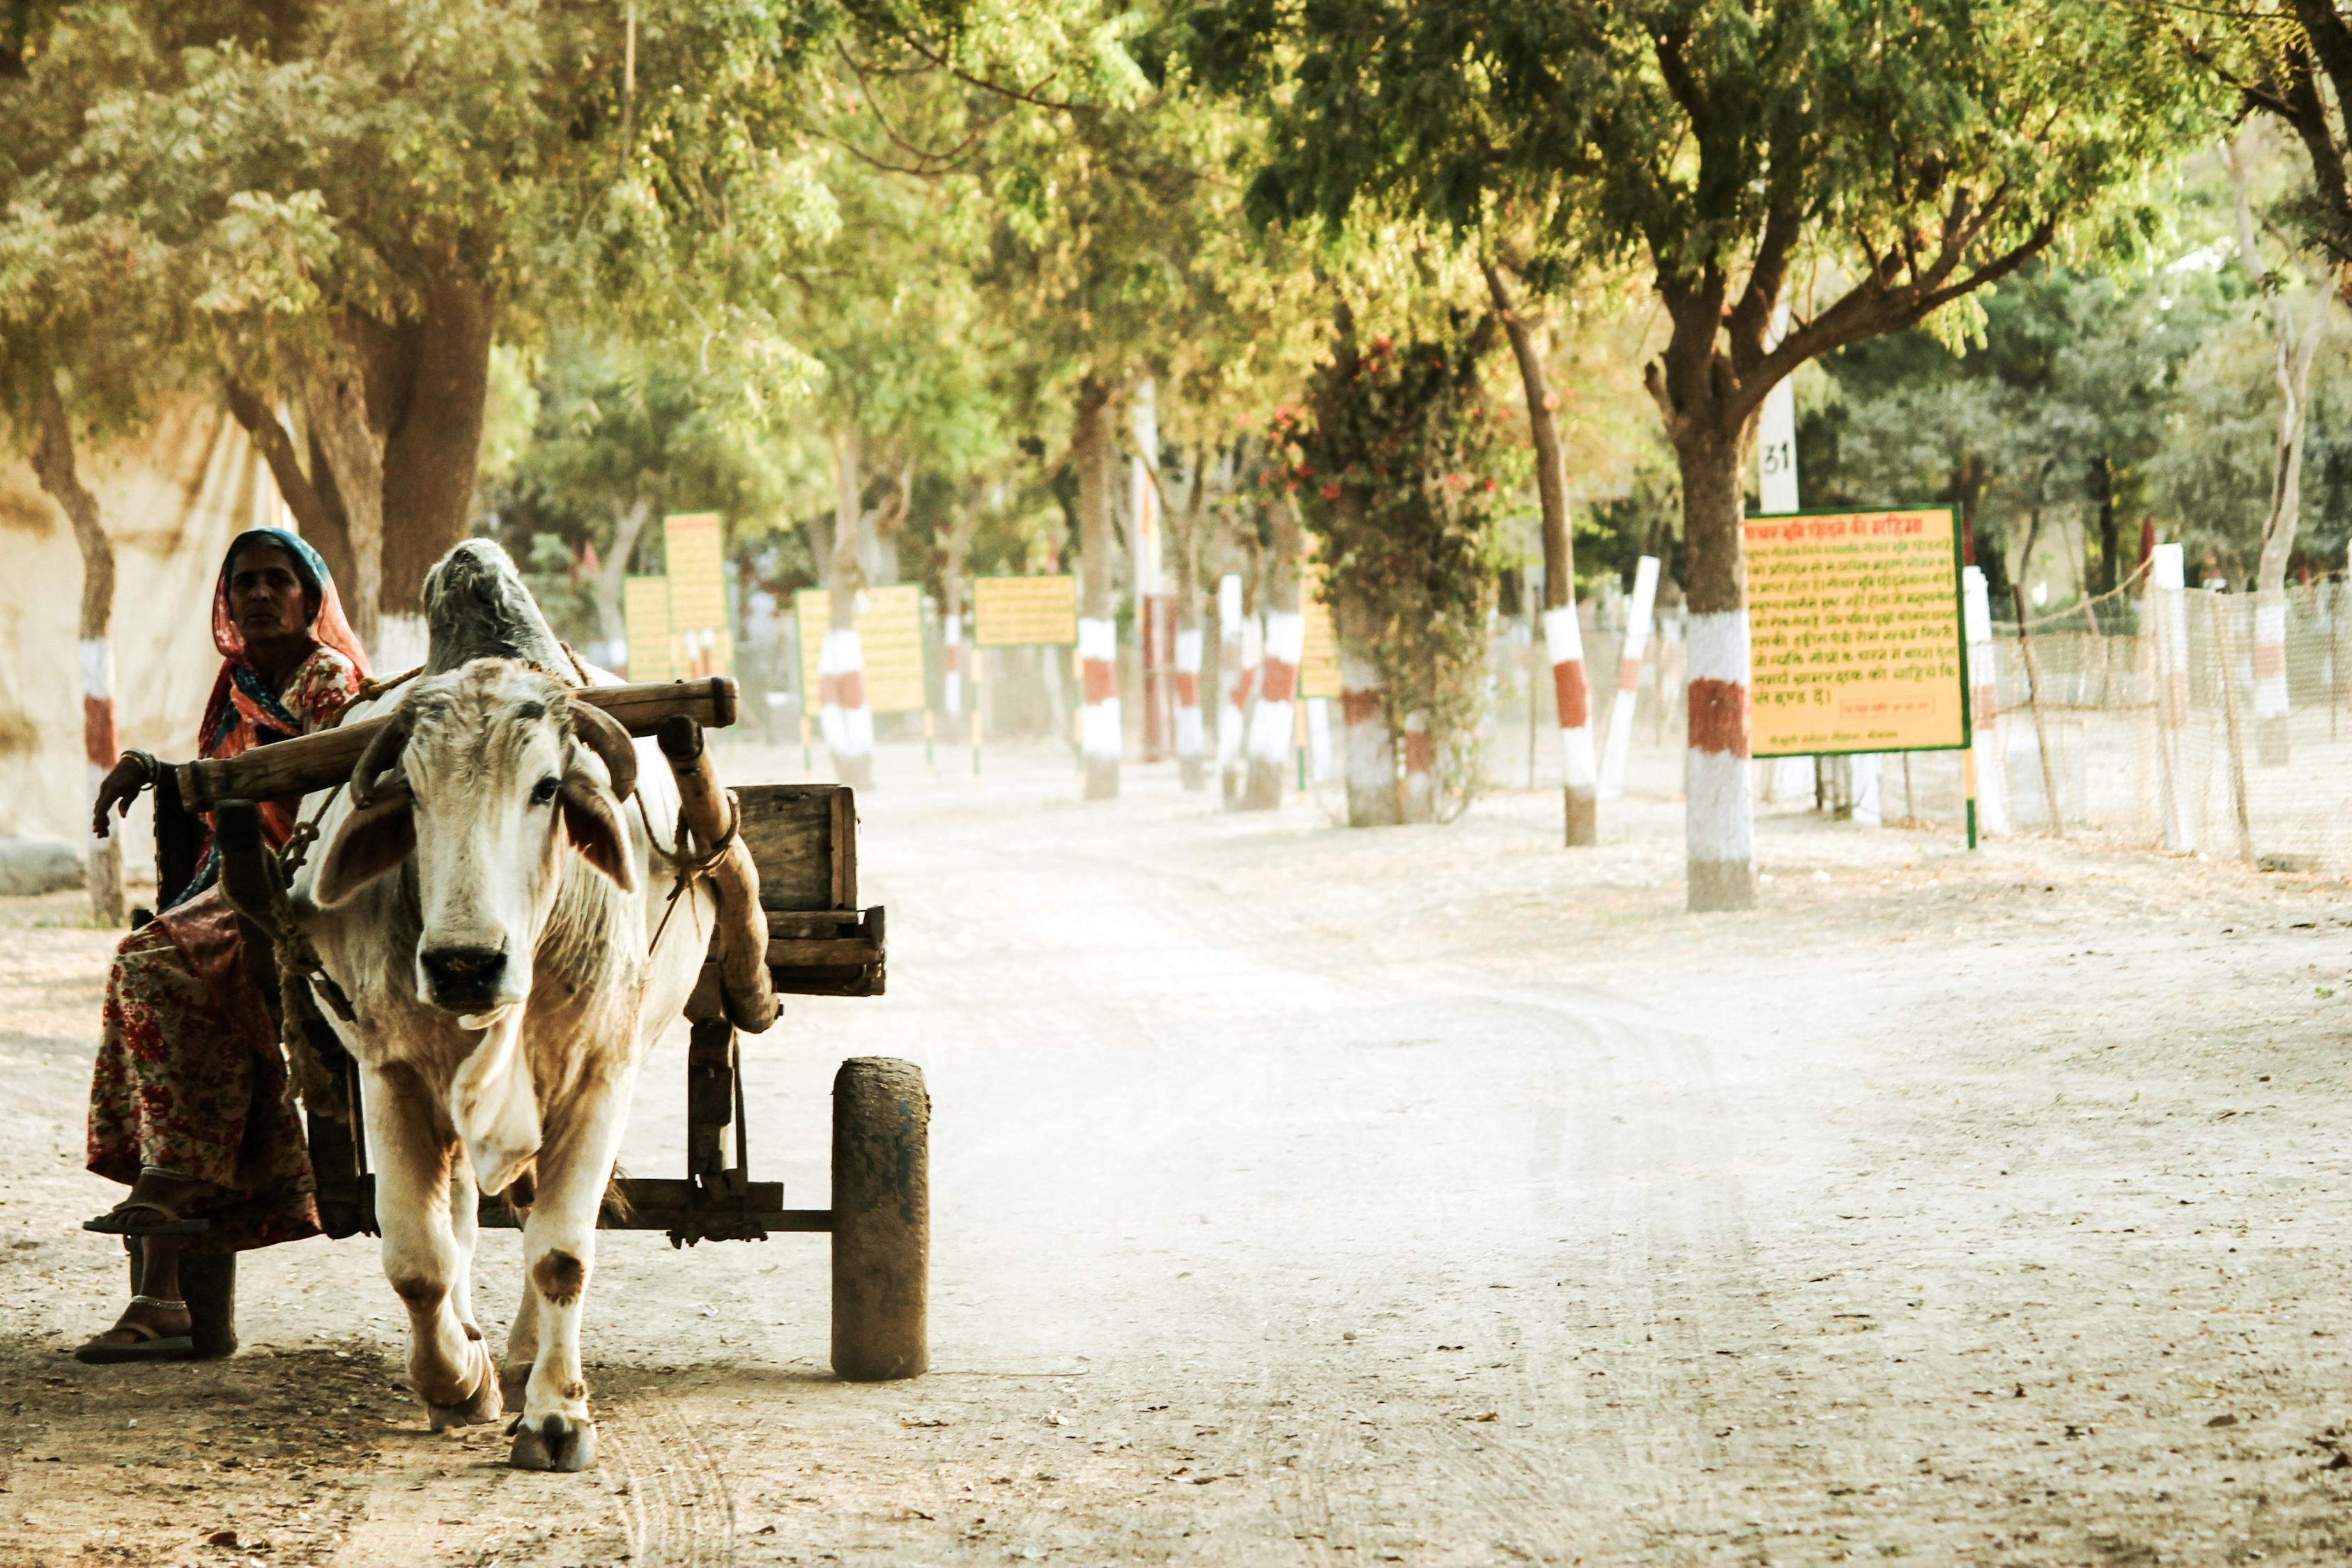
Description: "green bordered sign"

(1744, 506), (1971, 759)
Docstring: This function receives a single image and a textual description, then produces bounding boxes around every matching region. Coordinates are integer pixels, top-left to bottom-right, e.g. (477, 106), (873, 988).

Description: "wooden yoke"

(176, 676), (739, 812)
(659, 714), (778, 1035)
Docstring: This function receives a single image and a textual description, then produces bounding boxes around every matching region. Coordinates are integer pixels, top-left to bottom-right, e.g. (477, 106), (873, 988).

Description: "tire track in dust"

(599, 1399), (739, 1568)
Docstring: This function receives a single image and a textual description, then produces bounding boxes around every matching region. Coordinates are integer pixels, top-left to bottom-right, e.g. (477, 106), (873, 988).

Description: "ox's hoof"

(507, 1412), (598, 1473)
(425, 1343), (505, 1433)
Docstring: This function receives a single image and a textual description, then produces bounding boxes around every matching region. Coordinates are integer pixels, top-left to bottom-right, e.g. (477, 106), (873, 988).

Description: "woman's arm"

(89, 751), (160, 840)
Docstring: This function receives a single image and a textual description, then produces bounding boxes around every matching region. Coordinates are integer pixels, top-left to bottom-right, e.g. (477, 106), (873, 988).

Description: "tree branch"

(223, 377), (338, 539)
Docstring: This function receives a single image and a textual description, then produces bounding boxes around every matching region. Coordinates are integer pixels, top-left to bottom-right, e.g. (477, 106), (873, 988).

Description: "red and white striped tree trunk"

(32, 387), (123, 924)
(1400, 711), (1435, 822)
(941, 613), (964, 722)
(818, 626), (873, 787)
(1174, 626), (1205, 788)
(1685, 609), (1754, 909)
(1543, 604), (1597, 845)
(825, 430), (874, 789)
(1079, 614), (1121, 799)
(2254, 590), (2289, 764)
(1075, 377), (1120, 800)
(1339, 647), (1397, 826)
(1221, 591), (1258, 807)
(80, 637), (124, 923)
(1243, 610), (1301, 809)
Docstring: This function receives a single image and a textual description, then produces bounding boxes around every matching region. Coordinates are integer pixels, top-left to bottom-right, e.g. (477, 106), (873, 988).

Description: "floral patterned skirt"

(86, 890), (320, 1253)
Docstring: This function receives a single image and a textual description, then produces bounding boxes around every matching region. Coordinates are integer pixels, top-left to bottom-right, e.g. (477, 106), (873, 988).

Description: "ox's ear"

(559, 776), (638, 893)
(313, 795), (415, 907)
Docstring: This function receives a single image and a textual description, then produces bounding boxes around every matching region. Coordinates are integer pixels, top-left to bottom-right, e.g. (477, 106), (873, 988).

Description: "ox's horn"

(567, 696), (638, 801)
(348, 704), (416, 810)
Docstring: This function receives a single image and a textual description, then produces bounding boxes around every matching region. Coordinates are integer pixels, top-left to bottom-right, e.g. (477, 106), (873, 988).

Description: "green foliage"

(1267, 317), (1513, 813)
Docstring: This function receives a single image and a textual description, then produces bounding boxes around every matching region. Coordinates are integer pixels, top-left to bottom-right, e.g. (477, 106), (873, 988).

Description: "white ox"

(291, 548), (715, 1472)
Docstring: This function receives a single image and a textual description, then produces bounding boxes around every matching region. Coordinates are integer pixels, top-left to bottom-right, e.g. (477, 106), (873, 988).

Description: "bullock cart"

(140, 675), (926, 1381)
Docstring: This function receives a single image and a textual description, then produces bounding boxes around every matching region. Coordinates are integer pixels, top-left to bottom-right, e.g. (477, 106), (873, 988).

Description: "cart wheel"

(831, 1056), (928, 1380)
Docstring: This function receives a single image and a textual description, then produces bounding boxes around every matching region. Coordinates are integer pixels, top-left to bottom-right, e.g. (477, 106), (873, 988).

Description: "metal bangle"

(125, 750), (162, 789)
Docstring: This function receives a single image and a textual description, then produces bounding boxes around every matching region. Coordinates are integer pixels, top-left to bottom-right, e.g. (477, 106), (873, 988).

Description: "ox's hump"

(423, 540), (573, 679)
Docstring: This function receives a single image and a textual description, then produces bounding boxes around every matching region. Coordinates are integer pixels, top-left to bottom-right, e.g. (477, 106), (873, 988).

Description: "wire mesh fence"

(1470, 583), (2352, 875)
(1901, 581), (2352, 871)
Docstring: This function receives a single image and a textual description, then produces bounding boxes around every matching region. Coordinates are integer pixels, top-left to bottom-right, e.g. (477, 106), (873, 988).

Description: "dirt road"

(8, 742), (2352, 1566)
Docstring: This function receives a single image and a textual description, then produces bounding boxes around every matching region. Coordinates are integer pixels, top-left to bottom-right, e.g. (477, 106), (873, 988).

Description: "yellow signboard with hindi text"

(794, 585), (928, 714)
(971, 574), (1078, 647)
(1299, 561), (1341, 699)
(1744, 507), (1969, 758)
(623, 574), (675, 682)
(662, 512), (732, 678)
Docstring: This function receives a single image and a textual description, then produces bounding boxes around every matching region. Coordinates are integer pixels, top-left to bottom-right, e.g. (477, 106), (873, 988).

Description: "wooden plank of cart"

(146, 675), (925, 1381)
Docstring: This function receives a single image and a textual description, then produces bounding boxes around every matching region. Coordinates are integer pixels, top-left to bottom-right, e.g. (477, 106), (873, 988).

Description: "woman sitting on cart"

(76, 527), (369, 1363)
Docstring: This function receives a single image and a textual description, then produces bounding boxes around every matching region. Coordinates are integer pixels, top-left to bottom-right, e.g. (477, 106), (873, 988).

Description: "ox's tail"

(449, 1010), (541, 1196)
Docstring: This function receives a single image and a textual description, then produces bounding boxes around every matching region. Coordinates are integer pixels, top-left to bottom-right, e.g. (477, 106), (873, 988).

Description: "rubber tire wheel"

(831, 1056), (928, 1381)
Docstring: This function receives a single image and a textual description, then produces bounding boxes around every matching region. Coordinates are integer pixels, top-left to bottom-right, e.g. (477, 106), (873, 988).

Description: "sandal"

(83, 1198), (210, 1236)
(73, 1296), (196, 1364)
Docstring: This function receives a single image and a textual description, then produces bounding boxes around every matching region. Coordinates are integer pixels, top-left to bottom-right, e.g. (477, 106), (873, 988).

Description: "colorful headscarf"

(197, 528), (372, 762)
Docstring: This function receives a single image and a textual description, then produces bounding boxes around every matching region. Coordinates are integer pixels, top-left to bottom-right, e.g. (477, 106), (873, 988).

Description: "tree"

(1273, 305), (1514, 822)
(2177, 1), (2352, 297)
(1804, 255), (2233, 610)
(1198, 0), (2214, 909)
(6, 1), (841, 647)
(489, 333), (820, 660)
(0, 6), (199, 922)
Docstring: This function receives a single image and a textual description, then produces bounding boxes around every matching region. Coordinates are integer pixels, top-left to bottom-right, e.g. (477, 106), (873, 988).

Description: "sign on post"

(663, 513), (732, 677)
(1299, 562), (1341, 700)
(1744, 507), (1969, 758)
(794, 585), (928, 713)
(624, 574), (675, 683)
(972, 574), (1078, 647)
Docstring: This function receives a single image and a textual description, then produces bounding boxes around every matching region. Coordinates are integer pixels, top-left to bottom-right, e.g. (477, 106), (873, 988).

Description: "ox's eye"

(530, 776), (560, 807)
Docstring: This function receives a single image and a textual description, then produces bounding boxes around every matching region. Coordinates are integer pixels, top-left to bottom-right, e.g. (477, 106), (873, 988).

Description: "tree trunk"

(824, 429), (874, 789)
(1216, 562), (1254, 806)
(2089, 454), (2119, 596)
(32, 385), (123, 925)
(1169, 448), (1208, 789)
(375, 279), (496, 622)
(940, 503), (978, 723)
(223, 377), (358, 594)
(1335, 583), (1399, 827)
(1674, 424), (1755, 912)
(594, 496), (654, 670)
(2226, 134), (2331, 764)
(1243, 498), (1302, 810)
(1075, 376), (1121, 800)
(1485, 261), (1594, 845)
(288, 329), (387, 654)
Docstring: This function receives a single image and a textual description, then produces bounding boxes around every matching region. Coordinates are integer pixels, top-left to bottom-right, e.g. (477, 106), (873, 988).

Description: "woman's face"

(226, 544), (312, 648)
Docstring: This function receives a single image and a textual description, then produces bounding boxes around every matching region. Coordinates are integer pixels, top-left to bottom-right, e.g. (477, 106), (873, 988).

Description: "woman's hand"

(90, 754), (153, 841)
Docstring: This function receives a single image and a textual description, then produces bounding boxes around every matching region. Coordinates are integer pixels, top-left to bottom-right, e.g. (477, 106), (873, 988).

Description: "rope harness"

(263, 663), (424, 1119)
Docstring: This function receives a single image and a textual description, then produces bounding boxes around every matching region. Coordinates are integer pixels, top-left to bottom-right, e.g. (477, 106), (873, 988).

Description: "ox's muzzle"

(419, 945), (512, 1013)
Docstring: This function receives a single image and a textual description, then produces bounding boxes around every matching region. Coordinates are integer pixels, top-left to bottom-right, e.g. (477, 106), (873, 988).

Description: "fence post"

(1962, 568), (2009, 837)
(1599, 555), (1661, 800)
(2151, 544), (2195, 852)
(2213, 592), (2257, 864)
(2008, 585), (2066, 838)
